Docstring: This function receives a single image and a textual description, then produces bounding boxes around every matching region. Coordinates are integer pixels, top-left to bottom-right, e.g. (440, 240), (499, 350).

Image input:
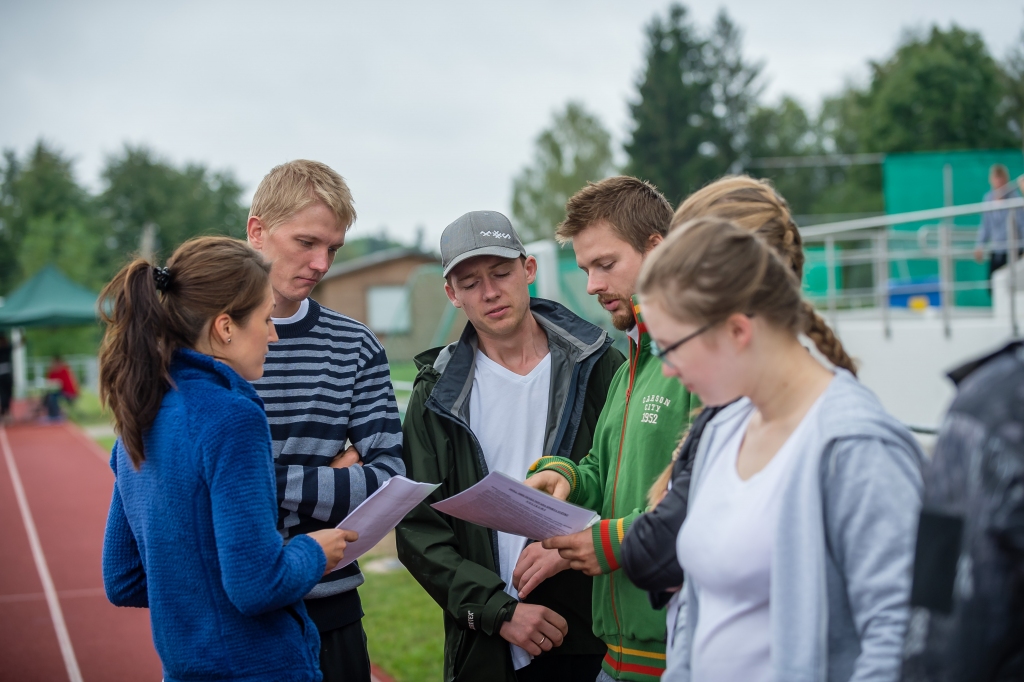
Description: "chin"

(478, 313), (520, 337)
(611, 311), (634, 331)
(291, 285), (315, 300)
(699, 389), (741, 407)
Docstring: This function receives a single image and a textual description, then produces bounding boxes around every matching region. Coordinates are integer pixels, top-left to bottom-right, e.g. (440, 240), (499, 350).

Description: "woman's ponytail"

(98, 260), (173, 468)
(98, 236), (271, 469)
(801, 301), (857, 376)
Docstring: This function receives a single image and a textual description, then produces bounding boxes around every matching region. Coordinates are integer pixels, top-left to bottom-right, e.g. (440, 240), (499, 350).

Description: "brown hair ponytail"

(802, 302), (856, 374)
(98, 236), (271, 468)
(639, 218), (856, 380)
(672, 175), (856, 376)
(646, 177), (855, 507)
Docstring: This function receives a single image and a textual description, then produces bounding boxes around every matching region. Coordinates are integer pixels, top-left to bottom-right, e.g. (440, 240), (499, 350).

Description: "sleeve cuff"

(592, 517), (634, 574)
(527, 456), (582, 504)
(480, 589), (517, 636)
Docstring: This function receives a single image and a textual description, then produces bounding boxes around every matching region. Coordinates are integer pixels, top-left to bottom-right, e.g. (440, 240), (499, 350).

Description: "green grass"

(361, 569), (443, 682)
(95, 435), (117, 453)
(67, 389), (112, 427)
(389, 362), (418, 385)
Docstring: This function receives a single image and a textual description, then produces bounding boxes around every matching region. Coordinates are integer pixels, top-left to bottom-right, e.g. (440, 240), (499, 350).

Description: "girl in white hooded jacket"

(636, 217), (924, 682)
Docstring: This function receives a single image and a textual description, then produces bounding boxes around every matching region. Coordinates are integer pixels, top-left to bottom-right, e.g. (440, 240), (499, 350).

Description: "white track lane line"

(0, 427), (84, 682)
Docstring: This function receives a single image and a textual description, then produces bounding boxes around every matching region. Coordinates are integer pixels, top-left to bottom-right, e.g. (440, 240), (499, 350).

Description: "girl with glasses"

(633, 217), (923, 682)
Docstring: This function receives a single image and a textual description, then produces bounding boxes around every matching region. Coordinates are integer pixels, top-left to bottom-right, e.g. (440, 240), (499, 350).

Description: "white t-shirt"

(469, 349), (552, 671)
(676, 398), (824, 682)
(271, 298), (309, 325)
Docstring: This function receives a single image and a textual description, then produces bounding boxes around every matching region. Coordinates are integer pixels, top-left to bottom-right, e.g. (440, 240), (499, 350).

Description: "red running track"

(0, 422), (161, 681)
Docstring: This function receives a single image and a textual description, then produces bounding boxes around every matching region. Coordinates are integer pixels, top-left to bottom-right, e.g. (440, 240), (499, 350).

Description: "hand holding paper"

(430, 472), (599, 540)
(308, 528), (359, 574)
(330, 476), (439, 571)
(524, 470), (571, 501)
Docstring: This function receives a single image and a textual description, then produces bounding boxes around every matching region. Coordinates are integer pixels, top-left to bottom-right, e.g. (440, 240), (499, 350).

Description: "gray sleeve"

(823, 437), (923, 682)
(977, 209), (994, 247)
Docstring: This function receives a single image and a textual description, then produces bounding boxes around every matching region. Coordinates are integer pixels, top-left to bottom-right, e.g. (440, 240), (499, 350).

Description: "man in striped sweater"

(247, 160), (405, 682)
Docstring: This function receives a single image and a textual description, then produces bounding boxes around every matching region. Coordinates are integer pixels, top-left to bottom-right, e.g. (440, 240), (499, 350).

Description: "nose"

(268, 321), (279, 343)
(586, 272), (604, 296)
(310, 248), (331, 274)
(481, 275), (501, 301)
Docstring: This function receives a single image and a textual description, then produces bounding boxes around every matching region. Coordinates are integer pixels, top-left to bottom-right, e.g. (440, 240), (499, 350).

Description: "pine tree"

(625, 5), (761, 205)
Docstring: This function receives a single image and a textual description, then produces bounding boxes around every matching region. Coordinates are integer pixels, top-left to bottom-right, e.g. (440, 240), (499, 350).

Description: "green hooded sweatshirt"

(528, 298), (697, 681)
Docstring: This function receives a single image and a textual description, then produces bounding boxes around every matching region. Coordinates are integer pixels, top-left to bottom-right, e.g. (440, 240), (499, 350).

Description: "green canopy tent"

(0, 264), (99, 328)
(0, 265), (99, 399)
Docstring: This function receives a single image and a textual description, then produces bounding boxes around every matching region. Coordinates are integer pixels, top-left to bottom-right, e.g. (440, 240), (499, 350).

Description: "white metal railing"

(799, 197), (1023, 338)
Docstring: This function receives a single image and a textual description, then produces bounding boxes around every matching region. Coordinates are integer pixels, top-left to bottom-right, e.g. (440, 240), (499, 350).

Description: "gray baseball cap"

(440, 211), (527, 277)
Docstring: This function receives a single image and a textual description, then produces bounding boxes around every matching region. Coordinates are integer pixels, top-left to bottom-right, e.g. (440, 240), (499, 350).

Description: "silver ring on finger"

(539, 636), (546, 645)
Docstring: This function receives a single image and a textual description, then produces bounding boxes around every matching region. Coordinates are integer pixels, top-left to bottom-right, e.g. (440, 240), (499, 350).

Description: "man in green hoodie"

(525, 176), (697, 682)
(396, 211), (624, 682)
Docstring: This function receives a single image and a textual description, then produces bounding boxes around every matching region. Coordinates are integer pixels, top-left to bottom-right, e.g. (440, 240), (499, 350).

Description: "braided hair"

(672, 175), (856, 375)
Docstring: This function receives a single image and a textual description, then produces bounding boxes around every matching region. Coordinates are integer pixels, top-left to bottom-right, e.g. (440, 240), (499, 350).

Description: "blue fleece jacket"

(102, 348), (327, 682)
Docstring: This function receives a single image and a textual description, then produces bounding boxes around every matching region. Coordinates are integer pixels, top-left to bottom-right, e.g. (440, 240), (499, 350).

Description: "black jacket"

(619, 405), (724, 607)
(901, 341), (1024, 682)
(396, 298), (625, 682)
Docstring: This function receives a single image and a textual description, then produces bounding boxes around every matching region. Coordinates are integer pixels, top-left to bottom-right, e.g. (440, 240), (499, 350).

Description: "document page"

(431, 471), (600, 540)
(332, 476), (439, 571)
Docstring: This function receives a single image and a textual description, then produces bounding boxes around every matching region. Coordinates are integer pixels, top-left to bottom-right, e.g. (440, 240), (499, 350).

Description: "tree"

(0, 141), (102, 294)
(625, 4), (762, 205)
(859, 26), (1015, 153)
(511, 101), (615, 241)
(334, 230), (408, 263)
(745, 97), (822, 215)
(1001, 22), (1024, 148)
(95, 146), (248, 277)
(0, 142), (108, 357)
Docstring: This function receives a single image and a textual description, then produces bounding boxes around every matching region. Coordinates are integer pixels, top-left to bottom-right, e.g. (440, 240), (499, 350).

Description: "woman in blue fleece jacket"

(100, 237), (355, 682)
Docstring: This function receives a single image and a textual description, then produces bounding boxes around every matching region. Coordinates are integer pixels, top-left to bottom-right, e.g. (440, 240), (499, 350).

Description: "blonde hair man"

(248, 160), (405, 682)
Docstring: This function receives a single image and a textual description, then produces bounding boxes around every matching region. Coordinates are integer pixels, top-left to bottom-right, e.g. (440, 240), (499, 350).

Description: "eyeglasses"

(649, 321), (716, 366)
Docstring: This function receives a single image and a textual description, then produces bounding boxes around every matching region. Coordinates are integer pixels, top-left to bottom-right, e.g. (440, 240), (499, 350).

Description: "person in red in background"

(44, 355), (79, 420)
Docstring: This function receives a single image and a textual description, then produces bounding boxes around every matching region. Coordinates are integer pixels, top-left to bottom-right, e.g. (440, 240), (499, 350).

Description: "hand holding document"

(331, 476), (439, 571)
(431, 472), (599, 540)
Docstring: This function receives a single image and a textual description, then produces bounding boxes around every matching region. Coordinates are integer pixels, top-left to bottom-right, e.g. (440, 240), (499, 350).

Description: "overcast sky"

(2, 0), (1021, 247)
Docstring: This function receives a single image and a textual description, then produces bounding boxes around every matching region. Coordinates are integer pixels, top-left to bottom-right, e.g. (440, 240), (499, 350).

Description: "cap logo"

(480, 231), (512, 239)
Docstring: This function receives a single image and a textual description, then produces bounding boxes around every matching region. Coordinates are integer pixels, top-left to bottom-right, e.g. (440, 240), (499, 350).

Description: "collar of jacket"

(628, 295), (652, 352)
(422, 297), (611, 459)
(169, 347), (264, 408)
(947, 340), (1023, 386)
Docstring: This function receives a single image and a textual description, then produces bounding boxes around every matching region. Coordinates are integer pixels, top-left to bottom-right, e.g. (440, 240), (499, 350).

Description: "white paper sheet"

(430, 471), (600, 540)
(332, 475), (439, 571)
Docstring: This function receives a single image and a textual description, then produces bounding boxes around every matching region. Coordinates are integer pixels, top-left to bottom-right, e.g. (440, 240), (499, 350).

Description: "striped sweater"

(253, 298), (405, 601)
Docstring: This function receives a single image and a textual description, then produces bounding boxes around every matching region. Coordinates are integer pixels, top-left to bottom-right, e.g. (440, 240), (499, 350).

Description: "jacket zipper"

(426, 399), (503, 572)
(608, 335), (640, 657)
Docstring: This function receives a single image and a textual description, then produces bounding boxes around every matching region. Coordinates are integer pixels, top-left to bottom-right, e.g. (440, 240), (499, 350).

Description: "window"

(367, 285), (410, 335)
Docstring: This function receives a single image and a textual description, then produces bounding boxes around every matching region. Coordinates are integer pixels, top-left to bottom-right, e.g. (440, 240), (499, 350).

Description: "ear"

(209, 313), (233, 346)
(645, 232), (664, 254)
(725, 312), (754, 350)
(523, 256), (538, 285)
(443, 281), (463, 309)
(247, 216), (266, 251)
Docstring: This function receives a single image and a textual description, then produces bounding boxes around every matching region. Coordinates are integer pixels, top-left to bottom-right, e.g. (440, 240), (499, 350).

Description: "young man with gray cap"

(396, 211), (624, 682)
